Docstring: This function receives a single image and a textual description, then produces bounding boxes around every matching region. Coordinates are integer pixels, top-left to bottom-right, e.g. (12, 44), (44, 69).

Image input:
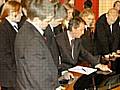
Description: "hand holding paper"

(95, 64), (112, 72)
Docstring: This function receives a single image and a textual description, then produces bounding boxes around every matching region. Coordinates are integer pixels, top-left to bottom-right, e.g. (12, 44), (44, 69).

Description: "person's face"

(33, 17), (49, 30)
(9, 7), (23, 22)
(15, 7), (23, 22)
(82, 14), (95, 27)
(114, 2), (120, 11)
(71, 22), (85, 38)
(107, 10), (118, 25)
(67, 8), (73, 20)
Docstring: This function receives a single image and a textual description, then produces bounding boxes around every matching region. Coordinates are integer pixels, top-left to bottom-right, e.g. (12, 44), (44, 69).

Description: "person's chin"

(76, 36), (80, 38)
(16, 20), (21, 22)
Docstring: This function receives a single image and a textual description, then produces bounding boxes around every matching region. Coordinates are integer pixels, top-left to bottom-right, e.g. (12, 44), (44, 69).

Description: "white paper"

(68, 66), (97, 75)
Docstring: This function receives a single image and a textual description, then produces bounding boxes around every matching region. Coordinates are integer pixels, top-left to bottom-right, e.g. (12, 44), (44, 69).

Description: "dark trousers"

(1, 87), (15, 90)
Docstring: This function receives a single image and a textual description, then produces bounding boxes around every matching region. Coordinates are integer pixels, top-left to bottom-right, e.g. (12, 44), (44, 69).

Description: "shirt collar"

(5, 17), (18, 32)
(85, 25), (88, 30)
(6, 17), (18, 27)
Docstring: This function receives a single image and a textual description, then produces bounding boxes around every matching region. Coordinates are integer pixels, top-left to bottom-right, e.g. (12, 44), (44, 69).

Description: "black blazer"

(81, 28), (95, 55)
(55, 31), (99, 71)
(15, 21), (58, 90)
(94, 14), (120, 55)
(0, 19), (17, 87)
(44, 25), (60, 67)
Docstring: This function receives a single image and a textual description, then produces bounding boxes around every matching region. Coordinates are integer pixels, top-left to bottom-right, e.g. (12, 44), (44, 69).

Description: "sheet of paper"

(68, 66), (97, 75)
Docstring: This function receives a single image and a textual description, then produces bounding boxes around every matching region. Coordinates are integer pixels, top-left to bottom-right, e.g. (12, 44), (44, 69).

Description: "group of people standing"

(0, 0), (119, 90)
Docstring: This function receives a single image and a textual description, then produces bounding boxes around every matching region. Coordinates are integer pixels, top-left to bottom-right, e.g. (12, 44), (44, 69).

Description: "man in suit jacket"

(56, 17), (102, 72)
(94, 8), (119, 55)
(0, 1), (22, 90)
(56, 17), (111, 89)
(14, 0), (58, 90)
(43, 24), (61, 67)
(94, 8), (120, 74)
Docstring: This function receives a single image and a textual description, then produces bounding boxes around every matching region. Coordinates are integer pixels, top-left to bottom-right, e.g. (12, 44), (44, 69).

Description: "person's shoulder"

(0, 19), (10, 32)
(19, 21), (34, 33)
(17, 21), (36, 39)
(113, 17), (120, 25)
(97, 13), (106, 21)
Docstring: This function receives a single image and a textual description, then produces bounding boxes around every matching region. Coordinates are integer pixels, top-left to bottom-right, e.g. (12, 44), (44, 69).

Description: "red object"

(59, 0), (99, 19)
(59, 0), (64, 4)
(92, 0), (99, 20)
(74, 0), (84, 12)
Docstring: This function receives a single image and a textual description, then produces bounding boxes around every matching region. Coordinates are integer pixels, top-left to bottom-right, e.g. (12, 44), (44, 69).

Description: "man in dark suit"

(94, 8), (119, 55)
(0, 1), (22, 90)
(56, 17), (110, 73)
(14, 0), (58, 90)
(94, 8), (120, 75)
(55, 17), (111, 89)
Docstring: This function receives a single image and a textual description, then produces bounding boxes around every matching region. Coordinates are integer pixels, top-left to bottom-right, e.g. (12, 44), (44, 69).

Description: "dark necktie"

(43, 30), (47, 43)
(14, 25), (18, 29)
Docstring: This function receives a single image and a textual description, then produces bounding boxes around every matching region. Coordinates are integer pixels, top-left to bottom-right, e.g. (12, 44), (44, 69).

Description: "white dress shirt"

(110, 25), (112, 33)
(67, 31), (74, 59)
(6, 17), (18, 32)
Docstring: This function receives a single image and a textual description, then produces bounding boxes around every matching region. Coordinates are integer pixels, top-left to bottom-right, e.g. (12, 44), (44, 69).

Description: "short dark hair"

(72, 9), (80, 18)
(68, 17), (86, 31)
(84, 0), (92, 9)
(5, 0), (8, 2)
(113, 0), (120, 7)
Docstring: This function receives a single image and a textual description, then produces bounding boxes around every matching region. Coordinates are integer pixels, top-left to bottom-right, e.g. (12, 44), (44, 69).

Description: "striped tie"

(13, 25), (18, 32)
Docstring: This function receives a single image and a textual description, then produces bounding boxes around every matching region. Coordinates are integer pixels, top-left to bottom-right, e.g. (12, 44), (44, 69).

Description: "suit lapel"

(73, 38), (80, 61)
(26, 21), (46, 43)
(64, 32), (73, 57)
(4, 19), (17, 48)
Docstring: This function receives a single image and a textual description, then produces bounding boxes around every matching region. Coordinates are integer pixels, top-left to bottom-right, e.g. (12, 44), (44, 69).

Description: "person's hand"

(117, 50), (120, 54)
(95, 64), (112, 72)
(56, 86), (65, 90)
(104, 52), (119, 61)
(62, 72), (74, 80)
(58, 71), (74, 81)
